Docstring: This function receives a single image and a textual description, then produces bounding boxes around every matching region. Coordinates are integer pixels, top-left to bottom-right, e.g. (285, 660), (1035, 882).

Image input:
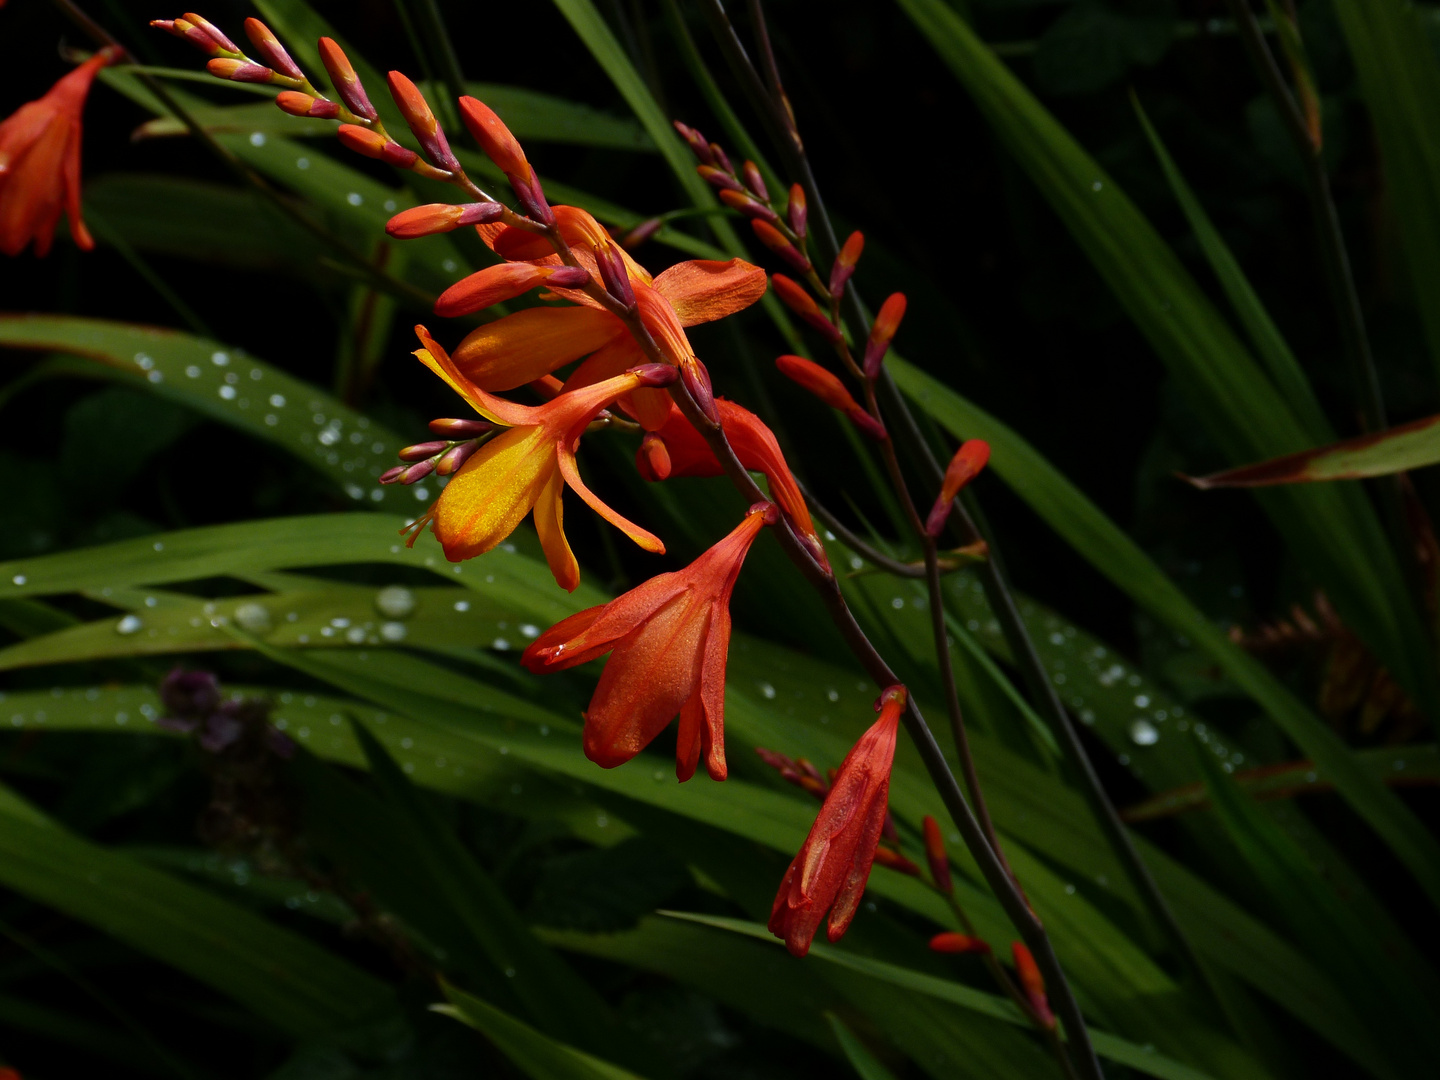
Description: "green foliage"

(1, 0), (1437, 1077)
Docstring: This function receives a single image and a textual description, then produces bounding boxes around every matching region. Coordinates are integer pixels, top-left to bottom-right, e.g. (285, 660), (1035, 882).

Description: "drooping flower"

(636, 397), (828, 569)
(769, 685), (908, 957)
(0, 46), (119, 257)
(521, 503), (776, 781)
(406, 326), (670, 590)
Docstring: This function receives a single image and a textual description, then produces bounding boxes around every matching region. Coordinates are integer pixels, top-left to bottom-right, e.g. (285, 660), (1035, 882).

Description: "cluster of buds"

(379, 418), (495, 486)
(153, 14), (471, 185)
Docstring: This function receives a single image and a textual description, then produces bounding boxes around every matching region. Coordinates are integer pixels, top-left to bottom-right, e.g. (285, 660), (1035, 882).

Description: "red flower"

(521, 503), (775, 781)
(769, 685), (908, 957)
(0, 47), (119, 257)
(636, 397), (828, 569)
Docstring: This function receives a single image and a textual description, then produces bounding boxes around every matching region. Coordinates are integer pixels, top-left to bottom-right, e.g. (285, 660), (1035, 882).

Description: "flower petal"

(654, 258), (768, 326)
(453, 306), (624, 391)
(532, 466), (579, 592)
(431, 425), (552, 560)
(412, 325), (536, 427)
(521, 605), (607, 672)
(557, 439), (665, 554)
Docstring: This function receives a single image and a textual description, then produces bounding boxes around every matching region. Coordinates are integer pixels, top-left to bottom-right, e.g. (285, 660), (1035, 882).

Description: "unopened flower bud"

(151, 17), (230, 57)
(429, 417), (493, 438)
(206, 58), (275, 83)
(630, 363), (679, 388)
(182, 12), (239, 53)
(719, 188), (778, 224)
(386, 201), (504, 239)
(436, 262), (590, 318)
(752, 219), (810, 274)
(378, 465), (405, 484)
(275, 91), (339, 119)
(636, 432), (672, 481)
(337, 124), (417, 168)
(740, 160), (769, 201)
(925, 440), (989, 537)
(388, 71), (459, 172)
(672, 121), (714, 166)
(595, 243), (635, 308)
(435, 440), (480, 475)
(929, 932), (990, 954)
(922, 815), (952, 893)
(243, 18), (303, 80)
(863, 292), (906, 380)
(618, 217), (663, 250)
(681, 357), (718, 424)
(873, 847), (922, 876)
(399, 440), (447, 461)
(771, 275), (840, 343)
(698, 165), (743, 193)
(709, 143), (734, 175)
(458, 96), (529, 180)
(830, 230), (864, 298)
(317, 37), (377, 121)
(398, 458), (436, 484)
(787, 183), (807, 238)
(1012, 943), (1055, 1028)
(775, 354), (882, 438)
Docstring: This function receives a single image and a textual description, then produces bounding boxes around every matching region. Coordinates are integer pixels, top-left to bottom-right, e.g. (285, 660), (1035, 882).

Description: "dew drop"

(1128, 719), (1159, 746)
(453, 599), (471, 612)
(234, 602), (272, 632)
(520, 623), (539, 638)
(759, 682), (776, 699)
(826, 688), (839, 702)
(11, 574), (25, 586)
(380, 621), (407, 642)
(346, 192), (363, 206)
(492, 637), (510, 651)
(890, 596), (905, 610)
(248, 132), (266, 147)
(345, 626), (367, 644)
(116, 614), (144, 635)
(296, 156), (309, 170)
(375, 585), (416, 618)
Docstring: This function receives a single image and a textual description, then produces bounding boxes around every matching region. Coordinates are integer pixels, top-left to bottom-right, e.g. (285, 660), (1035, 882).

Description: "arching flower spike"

(769, 685), (908, 957)
(521, 503), (776, 781)
(407, 326), (668, 590)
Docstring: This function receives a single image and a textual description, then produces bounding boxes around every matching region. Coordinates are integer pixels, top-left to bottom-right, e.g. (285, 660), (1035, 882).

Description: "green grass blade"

(1130, 93), (1331, 443)
(662, 913), (1223, 1080)
(889, 357), (1440, 910)
(826, 1012), (901, 1080)
(1331, 0), (1440, 386)
(0, 784), (396, 1037)
(891, 0), (1438, 721)
(1189, 413), (1440, 487)
(435, 982), (648, 1080)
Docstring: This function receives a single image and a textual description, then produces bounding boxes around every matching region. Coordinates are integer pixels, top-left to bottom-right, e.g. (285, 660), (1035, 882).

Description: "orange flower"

(521, 503), (775, 781)
(406, 326), (669, 591)
(769, 685), (908, 957)
(636, 397), (827, 569)
(425, 203), (765, 430)
(0, 47), (119, 257)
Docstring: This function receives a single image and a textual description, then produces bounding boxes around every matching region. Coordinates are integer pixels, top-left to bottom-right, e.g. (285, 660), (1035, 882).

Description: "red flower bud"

(922, 815), (952, 893)
(619, 216), (663, 250)
(752, 219), (811, 274)
(630, 363), (679, 388)
(336, 124), (417, 168)
(741, 160), (769, 201)
(672, 120), (714, 165)
(719, 188), (779, 224)
(429, 417), (494, 438)
(698, 164), (743, 193)
(388, 70), (458, 172)
(710, 142), (734, 175)
(386, 201), (504, 239)
(206, 58), (274, 83)
(435, 440), (480, 475)
(318, 37), (377, 121)
(771, 275), (840, 343)
(925, 440), (990, 537)
(436, 263), (589, 319)
(636, 431), (672, 481)
(243, 18), (303, 80)
(929, 932), (991, 954)
(275, 91), (338, 119)
(830, 230), (864, 298)
(787, 183), (807, 238)
(182, 12), (238, 53)
(872, 846), (922, 876)
(595, 242), (635, 307)
(681, 357), (718, 424)
(863, 292), (906, 380)
(398, 440), (447, 461)
(1012, 943), (1055, 1028)
(775, 355), (883, 438)
(458, 96), (529, 180)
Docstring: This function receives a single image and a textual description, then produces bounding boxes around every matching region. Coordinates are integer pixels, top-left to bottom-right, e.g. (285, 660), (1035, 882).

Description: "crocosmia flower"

(521, 503), (776, 781)
(407, 326), (669, 590)
(769, 685), (908, 956)
(0, 47), (119, 257)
